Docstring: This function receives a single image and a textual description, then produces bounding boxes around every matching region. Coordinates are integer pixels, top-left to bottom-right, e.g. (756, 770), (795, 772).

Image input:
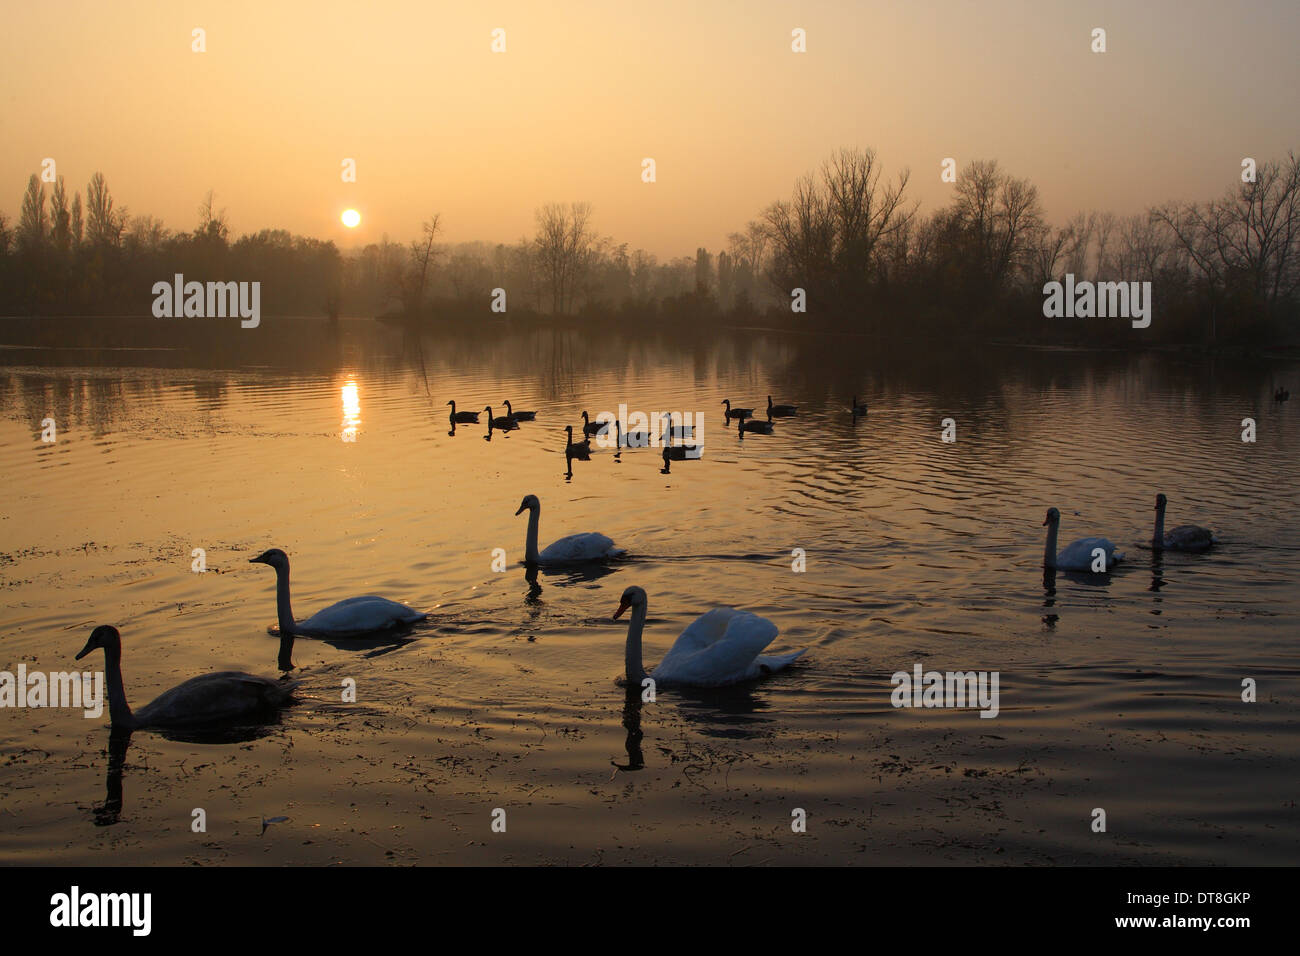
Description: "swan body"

(721, 399), (753, 421)
(851, 396), (868, 415)
(614, 586), (805, 687)
(503, 399), (536, 422)
(767, 396), (797, 417)
(1042, 507), (1122, 572)
(737, 413), (774, 435)
(446, 400), (480, 424)
(516, 494), (623, 565)
(250, 548), (427, 643)
(1153, 493), (1215, 552)
(76, 625), (298, 730)
(565, 425), (592, 459)
(485, 406), (518, 431)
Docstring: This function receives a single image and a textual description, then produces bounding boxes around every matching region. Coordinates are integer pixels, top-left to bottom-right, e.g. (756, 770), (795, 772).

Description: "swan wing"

(654, 608), (780, 686)
(539, 533), (623, 564)
(136, 672), (298, 727)
(1057, 536), (1122, 571)
(299, 596), (426, 637)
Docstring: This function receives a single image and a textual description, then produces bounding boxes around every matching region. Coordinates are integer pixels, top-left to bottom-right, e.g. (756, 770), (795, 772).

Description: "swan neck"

(1153, 503), (1166, 547)
(1043, 521), (1059, 569)
(274, 565), (297, 636)
(624, 604), (648, 684)
(524, 506), (541, 564)
(101, 642), (134, 727)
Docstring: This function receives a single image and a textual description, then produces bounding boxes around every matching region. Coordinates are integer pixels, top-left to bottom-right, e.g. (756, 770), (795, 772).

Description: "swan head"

(515, 494), (540, 516)
(1155, 493), (1168, 511)
(613, 585), (647, 619)
(1043, 507), (1061, 527)
(76, 624), (120, 660)
(250, 548), (290, 570)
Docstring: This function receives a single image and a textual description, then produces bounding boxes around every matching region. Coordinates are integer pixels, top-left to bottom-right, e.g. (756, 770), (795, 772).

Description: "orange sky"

(2, 0), (1297, 258)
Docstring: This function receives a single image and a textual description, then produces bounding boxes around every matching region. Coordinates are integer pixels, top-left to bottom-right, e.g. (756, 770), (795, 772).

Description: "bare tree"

(534, 202), (595, 314)
(17, 175), (46, 250)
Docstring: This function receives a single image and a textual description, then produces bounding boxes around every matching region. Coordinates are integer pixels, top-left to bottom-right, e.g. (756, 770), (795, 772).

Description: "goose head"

(1042, 507), (1060, 527)
(515, 494), (540, 516)
(249, 548), (290, 571)
(504, 400), (513, 413)
(76, 624), (120, 660)
(582, 411), (591, 425)
(613, 585), (647, 619)
(446, 400), (455, 408)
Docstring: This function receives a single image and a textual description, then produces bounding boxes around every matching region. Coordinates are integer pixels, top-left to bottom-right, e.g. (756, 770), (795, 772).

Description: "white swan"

(1042, 507), (1123, 572)
(515, 494), (623, 564)
(75, 625), (298, 730)
(250, 548), (427, 638)
(614, 586), (805, 687)
(1153, 494), (1215, 552)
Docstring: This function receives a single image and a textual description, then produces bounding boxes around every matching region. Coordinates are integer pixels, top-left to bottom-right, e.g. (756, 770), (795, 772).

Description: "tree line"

(2, 149), (1296, 347)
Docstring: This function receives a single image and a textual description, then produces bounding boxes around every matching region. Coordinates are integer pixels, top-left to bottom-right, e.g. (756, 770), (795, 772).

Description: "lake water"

(1, 318), (1297, 865)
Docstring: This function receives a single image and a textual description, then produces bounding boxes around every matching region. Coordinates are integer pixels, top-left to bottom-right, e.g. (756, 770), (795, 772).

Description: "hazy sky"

(2, 0), (1297, 258)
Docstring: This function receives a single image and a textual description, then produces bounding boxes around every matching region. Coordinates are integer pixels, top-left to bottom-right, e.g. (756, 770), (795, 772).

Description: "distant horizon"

(3, 0), (1298, 259)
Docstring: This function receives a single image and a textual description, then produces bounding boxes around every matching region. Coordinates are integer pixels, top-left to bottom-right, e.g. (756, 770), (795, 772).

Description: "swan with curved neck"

(613, 586), (805, 687)
(1153, 494), (1215, 551)
(1042, 507), (1123, 572)
(75, 625), (298, 730)
(515, 494), (622, 565)
(250, 548), (427, 644)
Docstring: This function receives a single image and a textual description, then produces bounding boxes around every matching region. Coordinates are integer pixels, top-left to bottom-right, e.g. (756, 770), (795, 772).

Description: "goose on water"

(515, 494), (623, 565)
(485, 406), (519, 431)
(659, 413), (696, 442)
(503, 399), (536, 422)
(614, 586), (805, 688)
(1152, 493), (1215, 552)
(75, 625), (298, 730)
(851, 396), (868, 415)
(1275, 387), (1290, 402)
(250, 549), (427, 643)
(767, 396), (797, 417)
(580, 410), (607, 438)
(447, 401), (480, 424)
(721, 399), (754, 421)
(737, 412), (774, 435)
(1042, 507), (1123, 572)
(565, 425), (592, 460)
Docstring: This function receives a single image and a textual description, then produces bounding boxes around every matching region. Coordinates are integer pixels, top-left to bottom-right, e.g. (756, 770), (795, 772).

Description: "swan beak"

(249, 555), (267, 565)
(74, 639), (94, 661)
(1041, 517), (1048, 526)
(613, 598), (631, 620)
(514, 503), (526, 516)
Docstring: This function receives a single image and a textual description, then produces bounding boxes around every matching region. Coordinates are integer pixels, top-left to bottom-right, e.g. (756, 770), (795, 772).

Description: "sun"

(341, 209), (361, 228)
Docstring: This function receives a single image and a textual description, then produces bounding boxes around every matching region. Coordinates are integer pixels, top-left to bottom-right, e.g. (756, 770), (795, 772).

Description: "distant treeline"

(1, 148), (1297, 347)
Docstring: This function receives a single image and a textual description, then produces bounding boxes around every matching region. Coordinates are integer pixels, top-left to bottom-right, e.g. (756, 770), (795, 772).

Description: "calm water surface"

(1, 319), (1297, 864)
